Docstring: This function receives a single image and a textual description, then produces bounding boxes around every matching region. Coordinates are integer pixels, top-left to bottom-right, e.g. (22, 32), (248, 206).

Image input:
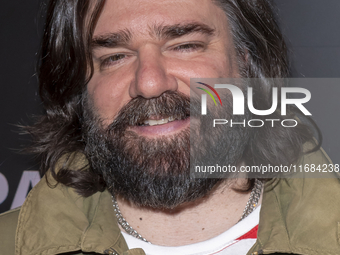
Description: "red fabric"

(236, 225), (258, 240)
(209, 225), (259, 254)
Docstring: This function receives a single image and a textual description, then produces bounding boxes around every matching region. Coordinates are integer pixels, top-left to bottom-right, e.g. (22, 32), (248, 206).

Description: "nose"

(129, 45), (178, 99)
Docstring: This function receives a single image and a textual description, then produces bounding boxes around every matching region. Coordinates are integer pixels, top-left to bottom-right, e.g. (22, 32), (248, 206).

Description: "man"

(0, 0), (339, 254)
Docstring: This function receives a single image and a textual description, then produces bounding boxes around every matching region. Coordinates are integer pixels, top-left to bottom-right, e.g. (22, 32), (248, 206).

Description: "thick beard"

(82, 90), (251, 209)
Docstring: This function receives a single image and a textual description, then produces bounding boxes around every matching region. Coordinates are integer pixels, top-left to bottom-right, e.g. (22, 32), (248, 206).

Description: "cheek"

(167, 56), (233, 87)
(87, 73), (131, 125)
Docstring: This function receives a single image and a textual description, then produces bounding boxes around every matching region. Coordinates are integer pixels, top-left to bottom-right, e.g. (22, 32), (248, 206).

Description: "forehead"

(94, 0), (228, 36)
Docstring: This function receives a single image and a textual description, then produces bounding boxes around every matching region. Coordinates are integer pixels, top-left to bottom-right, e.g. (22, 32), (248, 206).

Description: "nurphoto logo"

(197, 82), (312, 128)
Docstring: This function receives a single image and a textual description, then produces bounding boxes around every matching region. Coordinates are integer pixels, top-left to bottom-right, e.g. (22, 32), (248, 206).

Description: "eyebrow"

(91, 22), (216, 49)
(92, 29), (132, 49)
(153, 22), (216, 40)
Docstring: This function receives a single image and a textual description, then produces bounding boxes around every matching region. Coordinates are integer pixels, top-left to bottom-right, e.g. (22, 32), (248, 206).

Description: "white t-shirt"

(122, 205), (260, 255)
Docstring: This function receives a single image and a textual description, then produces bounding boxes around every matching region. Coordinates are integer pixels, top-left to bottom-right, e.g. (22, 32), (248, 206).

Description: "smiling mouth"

(131, 114), (190, 137)
(137, 115), (190, 127)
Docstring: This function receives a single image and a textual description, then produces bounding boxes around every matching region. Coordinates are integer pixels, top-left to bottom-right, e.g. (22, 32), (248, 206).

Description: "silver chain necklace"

(112, 196), (149, 243)
(239, 179), (263, 221)
(112, 179), (263, 243)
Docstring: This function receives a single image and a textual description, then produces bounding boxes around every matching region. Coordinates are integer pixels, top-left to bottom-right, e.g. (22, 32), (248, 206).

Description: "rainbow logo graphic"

(196, 82), (222, 106)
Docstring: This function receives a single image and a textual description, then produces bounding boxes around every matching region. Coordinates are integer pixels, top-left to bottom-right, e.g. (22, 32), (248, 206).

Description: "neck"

(115, 179), (254, 246)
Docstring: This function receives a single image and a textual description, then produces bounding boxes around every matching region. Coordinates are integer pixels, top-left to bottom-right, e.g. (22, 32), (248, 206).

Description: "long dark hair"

(27, 0), (319, 196)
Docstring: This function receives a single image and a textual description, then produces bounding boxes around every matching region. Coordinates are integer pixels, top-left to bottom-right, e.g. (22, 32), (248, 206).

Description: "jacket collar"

(16, 173), (130, 255)
(15, 153), (144, 255)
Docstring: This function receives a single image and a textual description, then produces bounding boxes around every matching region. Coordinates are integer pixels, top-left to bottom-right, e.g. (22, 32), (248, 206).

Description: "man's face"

(88, 0), (238, 129)
(83, 0), (246, 209)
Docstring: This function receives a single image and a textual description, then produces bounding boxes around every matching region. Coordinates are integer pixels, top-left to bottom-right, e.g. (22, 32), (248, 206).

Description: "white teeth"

(143, 116), (176, 126)
(149, 120), (161, 126)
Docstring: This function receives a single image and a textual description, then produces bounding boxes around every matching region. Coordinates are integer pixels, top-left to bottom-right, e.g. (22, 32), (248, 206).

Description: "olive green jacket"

(1, 146), (339, 255)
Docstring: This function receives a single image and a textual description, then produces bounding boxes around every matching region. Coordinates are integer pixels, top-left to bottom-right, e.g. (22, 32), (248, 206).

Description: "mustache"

(106, 91), (194, 133)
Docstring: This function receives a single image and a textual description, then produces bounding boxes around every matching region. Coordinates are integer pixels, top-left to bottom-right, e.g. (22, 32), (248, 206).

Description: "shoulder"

(0, 207), (21, 255)
(251, 143), (340, 255)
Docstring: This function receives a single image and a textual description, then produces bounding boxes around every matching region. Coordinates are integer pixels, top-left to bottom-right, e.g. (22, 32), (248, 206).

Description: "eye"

(172, 43), (204, 52)
(100, 54), (126, 69)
